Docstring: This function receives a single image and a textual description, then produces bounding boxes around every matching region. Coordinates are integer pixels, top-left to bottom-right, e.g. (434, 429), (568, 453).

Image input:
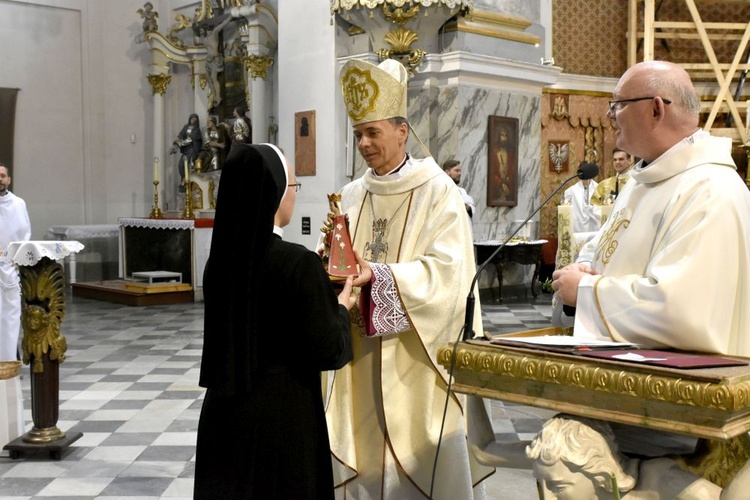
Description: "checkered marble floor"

(0, 291), (555, 500)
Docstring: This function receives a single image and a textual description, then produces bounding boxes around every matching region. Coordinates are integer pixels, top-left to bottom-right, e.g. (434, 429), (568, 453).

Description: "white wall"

(277, 0), (339, 249)
(0, 0), (153, 239)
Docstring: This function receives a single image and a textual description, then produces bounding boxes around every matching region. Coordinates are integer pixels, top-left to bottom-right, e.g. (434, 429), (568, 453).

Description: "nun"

(195, 143), (355, 499)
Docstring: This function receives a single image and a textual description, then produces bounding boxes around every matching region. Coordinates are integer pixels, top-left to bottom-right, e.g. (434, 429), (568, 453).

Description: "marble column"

(147, 72), (171, 212)
(245, 55), (274, 143)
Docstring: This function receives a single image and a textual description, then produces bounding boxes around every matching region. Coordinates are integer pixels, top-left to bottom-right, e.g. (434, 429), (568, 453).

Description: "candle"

(153, 157), (159, 183)
(184, 158), (189, 184)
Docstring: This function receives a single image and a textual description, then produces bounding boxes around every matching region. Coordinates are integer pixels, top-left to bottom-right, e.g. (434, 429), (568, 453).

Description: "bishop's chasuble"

(571, 132), (750, 356)
(325, 156), (493, 499)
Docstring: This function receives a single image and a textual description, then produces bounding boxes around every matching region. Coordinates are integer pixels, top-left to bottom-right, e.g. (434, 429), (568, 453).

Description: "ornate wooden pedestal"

(440, 338), (750, 489)
(3, 256), (82, 459)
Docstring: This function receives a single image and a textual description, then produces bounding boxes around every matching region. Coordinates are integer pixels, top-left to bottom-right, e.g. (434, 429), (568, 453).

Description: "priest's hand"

(337, 276), (356, 311)
(551, 263), (598, 306)
(351, 251), (372, 288)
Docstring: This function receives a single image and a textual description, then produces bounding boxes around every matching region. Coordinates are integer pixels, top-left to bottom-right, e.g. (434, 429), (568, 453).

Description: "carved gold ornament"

(440, 343), (750, 415)
(377, 28), (425, 74)
(209, 179), (217, 209)
(383, 27), (419, 54)
(147, 73), (171, 95)
(19, 263), (68, 373)
(244, 55), (274, 80)
(551, 95), (570, 121)
(331, 0), (470, 13)
(167, 13), (192, 48)
(382, 2), (419, 25)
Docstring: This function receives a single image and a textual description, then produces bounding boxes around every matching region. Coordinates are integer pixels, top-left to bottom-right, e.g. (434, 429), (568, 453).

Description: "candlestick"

(149, 178), (163, 218)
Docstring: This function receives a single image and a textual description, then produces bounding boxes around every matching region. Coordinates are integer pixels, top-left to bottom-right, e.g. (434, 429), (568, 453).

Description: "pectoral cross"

(365, 218), (388, 262)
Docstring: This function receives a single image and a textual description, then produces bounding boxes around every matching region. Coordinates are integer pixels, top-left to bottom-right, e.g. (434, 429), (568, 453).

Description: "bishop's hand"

(351, 251), (372, 288)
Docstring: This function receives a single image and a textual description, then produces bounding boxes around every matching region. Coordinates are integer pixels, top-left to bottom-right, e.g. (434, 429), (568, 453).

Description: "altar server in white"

(0, 163), (31, 361)
(562, 169), (600, 233)
(551, 61), (750, 356)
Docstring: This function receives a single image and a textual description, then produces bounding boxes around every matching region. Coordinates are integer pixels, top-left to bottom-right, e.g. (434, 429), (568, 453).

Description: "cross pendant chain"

(364, 191), (412, 263)
(366, 219), (389, 262)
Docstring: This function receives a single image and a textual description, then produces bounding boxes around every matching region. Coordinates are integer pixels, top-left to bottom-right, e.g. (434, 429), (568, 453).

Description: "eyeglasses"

(607, 96), (671, 114)
(288, 182), (302, 192)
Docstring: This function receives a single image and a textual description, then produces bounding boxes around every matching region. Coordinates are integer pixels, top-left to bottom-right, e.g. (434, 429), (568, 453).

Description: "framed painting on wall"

(295, 110), (316, 176)
(487, 115), (519, 207)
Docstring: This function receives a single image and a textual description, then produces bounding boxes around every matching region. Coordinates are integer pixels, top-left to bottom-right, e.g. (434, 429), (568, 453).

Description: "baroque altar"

(136, 0), (278, 212)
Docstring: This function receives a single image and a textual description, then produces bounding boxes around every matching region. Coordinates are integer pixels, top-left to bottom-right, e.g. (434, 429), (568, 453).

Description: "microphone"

(462, 162), (599, 341)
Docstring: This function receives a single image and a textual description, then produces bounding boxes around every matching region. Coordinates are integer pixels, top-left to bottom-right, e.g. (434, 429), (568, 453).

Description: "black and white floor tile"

(0, 291), (556, 499)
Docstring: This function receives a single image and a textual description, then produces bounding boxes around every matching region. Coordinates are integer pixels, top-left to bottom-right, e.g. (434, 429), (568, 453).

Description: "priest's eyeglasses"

(288, 182), (302, 192)
(607, 96), (671, 114)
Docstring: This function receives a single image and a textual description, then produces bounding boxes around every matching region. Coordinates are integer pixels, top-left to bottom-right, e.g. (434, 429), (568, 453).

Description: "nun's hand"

(337, 276), (356, 311)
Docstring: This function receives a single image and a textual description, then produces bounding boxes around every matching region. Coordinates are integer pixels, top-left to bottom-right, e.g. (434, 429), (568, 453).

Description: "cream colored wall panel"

(0, 0), (87, 238)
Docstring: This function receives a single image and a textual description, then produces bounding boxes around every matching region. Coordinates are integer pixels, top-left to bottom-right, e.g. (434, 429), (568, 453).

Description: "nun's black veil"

(199, 143), (287, 395)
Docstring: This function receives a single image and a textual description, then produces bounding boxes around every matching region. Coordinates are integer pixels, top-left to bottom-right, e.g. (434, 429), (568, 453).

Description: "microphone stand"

(462, 170), (585, 341)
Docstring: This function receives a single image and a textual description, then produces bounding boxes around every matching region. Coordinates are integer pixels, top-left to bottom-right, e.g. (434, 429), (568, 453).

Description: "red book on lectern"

(327, 214), (358, 277)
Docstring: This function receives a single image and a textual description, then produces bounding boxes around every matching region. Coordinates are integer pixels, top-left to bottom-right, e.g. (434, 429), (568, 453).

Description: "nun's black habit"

(194, 144), (352, 499)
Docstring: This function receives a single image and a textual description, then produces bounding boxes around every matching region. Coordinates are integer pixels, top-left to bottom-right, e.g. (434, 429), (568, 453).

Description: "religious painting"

(548, 140), (570, 174)
(295, 110), (316, 176)
(487, 116), (519, 207)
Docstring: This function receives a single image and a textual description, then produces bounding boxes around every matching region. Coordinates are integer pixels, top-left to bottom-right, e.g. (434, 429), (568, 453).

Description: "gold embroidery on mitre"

(340, 59), (408, 126)
(595, 209), (630, 265)
(342, 66), (379, 123)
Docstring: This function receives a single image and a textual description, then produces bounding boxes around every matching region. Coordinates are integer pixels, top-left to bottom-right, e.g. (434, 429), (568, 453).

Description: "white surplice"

(0, 191), (31, 361)
(563, 180), (600, 233)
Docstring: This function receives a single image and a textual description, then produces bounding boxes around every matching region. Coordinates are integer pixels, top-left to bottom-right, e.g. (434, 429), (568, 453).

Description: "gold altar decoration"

(149, 179), (163, 218)
(147, 73), (171, 95)
(439, 340), (750, 440)
(192, 181), (204, 211)
(381, 2), (419, 25)
(19, 263), (67, 374)
(439, 339), (750, 487)
(550, 93), (570, 121)
(331, 0), (470, 73)
(182, 178), (195, 219)
(245, 55), (274, 80)
(376, 28), (426, 74)
(208, 178), (217, 209)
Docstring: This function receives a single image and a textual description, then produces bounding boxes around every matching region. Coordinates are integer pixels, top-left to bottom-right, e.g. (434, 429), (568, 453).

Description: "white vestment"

(558, 132), (750, 355)
(0, 191), (31, 361)
(563, 180), (600, 233)
(326, 156), (493, 499)
(458, 185), (475, 219)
